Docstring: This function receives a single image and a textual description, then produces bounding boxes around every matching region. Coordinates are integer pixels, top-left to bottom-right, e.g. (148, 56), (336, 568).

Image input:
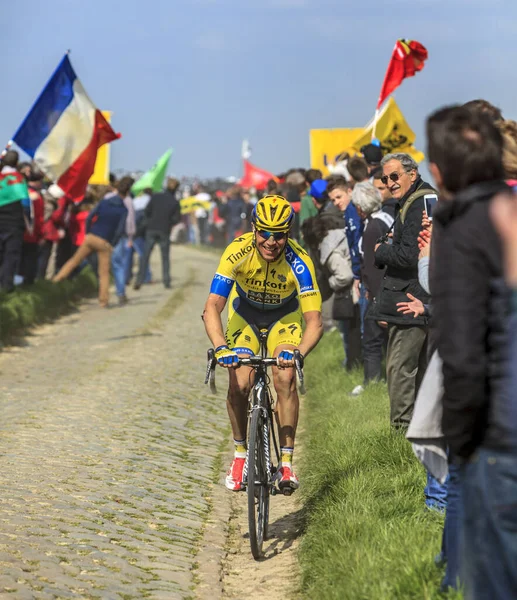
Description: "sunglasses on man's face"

(380, 171), (405, 185)
(256, 229), (288, 242)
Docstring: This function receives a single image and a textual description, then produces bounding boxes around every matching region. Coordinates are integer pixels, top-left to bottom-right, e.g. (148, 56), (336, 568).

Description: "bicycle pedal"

(282, 488), (293, 497)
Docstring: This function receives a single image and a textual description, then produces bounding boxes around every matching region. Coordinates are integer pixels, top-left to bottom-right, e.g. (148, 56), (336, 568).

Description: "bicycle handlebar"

(204, 348), (306, 395)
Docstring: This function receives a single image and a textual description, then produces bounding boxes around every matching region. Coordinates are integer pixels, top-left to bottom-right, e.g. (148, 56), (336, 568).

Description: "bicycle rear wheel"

(247, 405), (270, 560)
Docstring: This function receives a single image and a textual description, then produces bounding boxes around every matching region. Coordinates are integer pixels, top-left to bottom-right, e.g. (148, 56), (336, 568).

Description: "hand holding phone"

(424, 194), (438, 221)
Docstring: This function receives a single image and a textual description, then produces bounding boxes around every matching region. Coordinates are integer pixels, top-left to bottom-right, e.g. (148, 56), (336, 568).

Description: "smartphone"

(424, 194), (438, 220)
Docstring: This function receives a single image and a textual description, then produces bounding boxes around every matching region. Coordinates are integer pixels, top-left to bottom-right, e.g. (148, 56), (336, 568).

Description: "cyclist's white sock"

(281, 446), (294, 468)
(234, 439), (247, 459)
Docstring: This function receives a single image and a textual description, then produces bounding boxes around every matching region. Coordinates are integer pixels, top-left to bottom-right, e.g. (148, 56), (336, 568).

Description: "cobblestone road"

(0, 246), (230, 600)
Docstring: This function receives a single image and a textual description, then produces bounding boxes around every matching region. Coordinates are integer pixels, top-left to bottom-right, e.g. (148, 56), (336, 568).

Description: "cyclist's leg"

(268, 308), (303, 490)
(268, 310), (303, 448)
(225, 307), (260, 440)
(224, 298), (261, 490)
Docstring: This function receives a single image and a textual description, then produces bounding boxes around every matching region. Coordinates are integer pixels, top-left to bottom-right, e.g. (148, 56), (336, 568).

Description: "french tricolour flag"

(12, 54), (120, 199)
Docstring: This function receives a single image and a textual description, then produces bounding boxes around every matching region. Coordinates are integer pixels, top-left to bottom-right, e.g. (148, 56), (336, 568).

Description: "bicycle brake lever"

(205, 349), (217, 393)
(293, 350), (306, 395)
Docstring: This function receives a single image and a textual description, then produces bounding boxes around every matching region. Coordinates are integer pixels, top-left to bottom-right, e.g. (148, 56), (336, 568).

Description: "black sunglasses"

(381, 171), (405, 185)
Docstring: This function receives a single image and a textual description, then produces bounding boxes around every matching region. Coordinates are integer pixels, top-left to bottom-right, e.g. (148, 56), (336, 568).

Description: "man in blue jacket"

(325, 176), (363, 294)
(53, 176), (133, 307)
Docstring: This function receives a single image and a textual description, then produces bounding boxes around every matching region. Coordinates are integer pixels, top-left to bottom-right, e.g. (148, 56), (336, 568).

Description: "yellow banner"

(89, 111), (112, 185)
(309, 128), (363, 177)
(351, 97), (424, 163)
(180, 196), (212, 215)
(310, 98), (424, 175)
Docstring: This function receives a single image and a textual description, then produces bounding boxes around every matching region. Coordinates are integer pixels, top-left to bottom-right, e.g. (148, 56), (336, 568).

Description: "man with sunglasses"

(373, 153), (436, 429)
(203, 195), (323, 492)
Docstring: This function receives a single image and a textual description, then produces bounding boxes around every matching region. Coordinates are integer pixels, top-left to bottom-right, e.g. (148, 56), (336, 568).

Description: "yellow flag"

(89, 111), (113, 185)
(180, 196), (212, 215)
(351, 98), (424, 162)
(309, 98), (424, 175)
(309, 128), (363, 177)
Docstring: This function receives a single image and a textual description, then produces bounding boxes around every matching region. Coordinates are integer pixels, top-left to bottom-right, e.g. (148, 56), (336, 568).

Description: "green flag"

(131, 149), (173, 196)
(0, 171), (29, 208)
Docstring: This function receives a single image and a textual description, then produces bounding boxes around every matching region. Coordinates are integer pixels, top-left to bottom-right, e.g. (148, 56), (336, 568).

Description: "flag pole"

(371, 108), (380, 141)
(1, 140), (13, 159)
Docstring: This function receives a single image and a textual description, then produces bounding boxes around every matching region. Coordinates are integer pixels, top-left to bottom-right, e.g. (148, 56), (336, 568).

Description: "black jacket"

(431, 180), (513, 461)
(362, 213), (392, 299)
(372, 177), (434, 325)
(0, 201), (25, 232)
(145, 190), (181, 235)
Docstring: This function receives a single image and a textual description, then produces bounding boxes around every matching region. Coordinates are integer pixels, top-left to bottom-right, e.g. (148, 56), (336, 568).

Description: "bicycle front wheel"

(247, 405), (270, 560)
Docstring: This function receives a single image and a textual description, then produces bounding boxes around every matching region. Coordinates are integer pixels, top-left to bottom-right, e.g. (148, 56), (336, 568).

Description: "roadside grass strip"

(299, 331), (461, 600)
(0, 268), (98, 343)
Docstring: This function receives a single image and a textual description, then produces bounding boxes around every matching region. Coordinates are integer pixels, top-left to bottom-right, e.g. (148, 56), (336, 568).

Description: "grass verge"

(298, 331), (458, 600)
(0, 268), (98, 343)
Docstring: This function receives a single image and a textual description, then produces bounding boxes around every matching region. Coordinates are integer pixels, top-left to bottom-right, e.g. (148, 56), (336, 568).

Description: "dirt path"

(197, 418), (306, 600)
(220, 468), (303, 599)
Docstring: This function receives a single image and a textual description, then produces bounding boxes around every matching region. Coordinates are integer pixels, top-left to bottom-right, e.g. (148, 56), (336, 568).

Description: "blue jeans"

(425, 470), (447, 512)
(124, 236), (151, 284)
(111, 237), (127, 297)
(462, 448), (517, 600)
(441, 463), (463, 591)
(136, 230), (170, 288)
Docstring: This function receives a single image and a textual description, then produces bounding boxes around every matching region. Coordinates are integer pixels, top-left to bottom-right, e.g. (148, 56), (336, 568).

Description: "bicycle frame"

(242, 330), (280, 490)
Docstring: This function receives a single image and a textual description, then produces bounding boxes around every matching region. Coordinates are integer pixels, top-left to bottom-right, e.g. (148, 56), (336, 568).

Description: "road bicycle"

(205, 330), (305, 559)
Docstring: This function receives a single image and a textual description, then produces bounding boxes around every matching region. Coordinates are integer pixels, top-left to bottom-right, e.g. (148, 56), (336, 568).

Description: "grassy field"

(298, 331), (461, 600)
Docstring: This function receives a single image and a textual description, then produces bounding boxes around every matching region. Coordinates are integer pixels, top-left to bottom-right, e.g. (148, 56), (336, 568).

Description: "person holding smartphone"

(372, 153), (438, 430)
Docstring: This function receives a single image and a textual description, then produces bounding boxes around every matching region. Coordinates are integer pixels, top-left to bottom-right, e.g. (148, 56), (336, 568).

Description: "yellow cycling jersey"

(210, 232), (322, 313)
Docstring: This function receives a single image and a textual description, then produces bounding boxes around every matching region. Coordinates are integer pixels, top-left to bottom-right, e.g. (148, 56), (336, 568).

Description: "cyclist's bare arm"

(298, 310), (324, 357)
(203, 293), (228, 349)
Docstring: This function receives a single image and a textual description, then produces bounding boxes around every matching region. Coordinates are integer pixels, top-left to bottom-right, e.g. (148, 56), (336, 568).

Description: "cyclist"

(203, 195), (323, 492)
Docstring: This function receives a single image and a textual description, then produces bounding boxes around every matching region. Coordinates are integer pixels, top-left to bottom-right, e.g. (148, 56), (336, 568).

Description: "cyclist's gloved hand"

(215, 345), (240, 368)
(277, 349), (295, 368)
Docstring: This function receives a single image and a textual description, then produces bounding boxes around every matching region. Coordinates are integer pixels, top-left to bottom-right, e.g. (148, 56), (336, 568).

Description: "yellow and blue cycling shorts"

(224, 289), (302, 357)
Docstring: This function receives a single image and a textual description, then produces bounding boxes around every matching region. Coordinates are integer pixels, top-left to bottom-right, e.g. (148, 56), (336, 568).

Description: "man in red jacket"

(20, 168), (45, 285)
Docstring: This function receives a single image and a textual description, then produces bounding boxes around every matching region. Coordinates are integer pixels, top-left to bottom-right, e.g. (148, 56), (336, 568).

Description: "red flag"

(377, 39), (428, 109)
(240, 160), (277, 190)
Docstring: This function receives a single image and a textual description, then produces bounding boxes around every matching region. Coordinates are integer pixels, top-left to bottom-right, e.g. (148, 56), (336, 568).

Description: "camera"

(376, 233), (390, 245)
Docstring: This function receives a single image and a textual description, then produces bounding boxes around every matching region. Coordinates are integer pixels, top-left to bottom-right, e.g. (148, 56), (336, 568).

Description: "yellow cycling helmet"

(252, 195), (294, 232)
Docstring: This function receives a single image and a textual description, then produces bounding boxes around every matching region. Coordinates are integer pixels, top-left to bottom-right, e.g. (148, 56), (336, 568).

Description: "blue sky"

(4, 0), (517, 180)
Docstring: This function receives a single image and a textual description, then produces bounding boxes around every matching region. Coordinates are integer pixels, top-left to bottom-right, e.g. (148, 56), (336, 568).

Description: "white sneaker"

(350, 385), (364, 397)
